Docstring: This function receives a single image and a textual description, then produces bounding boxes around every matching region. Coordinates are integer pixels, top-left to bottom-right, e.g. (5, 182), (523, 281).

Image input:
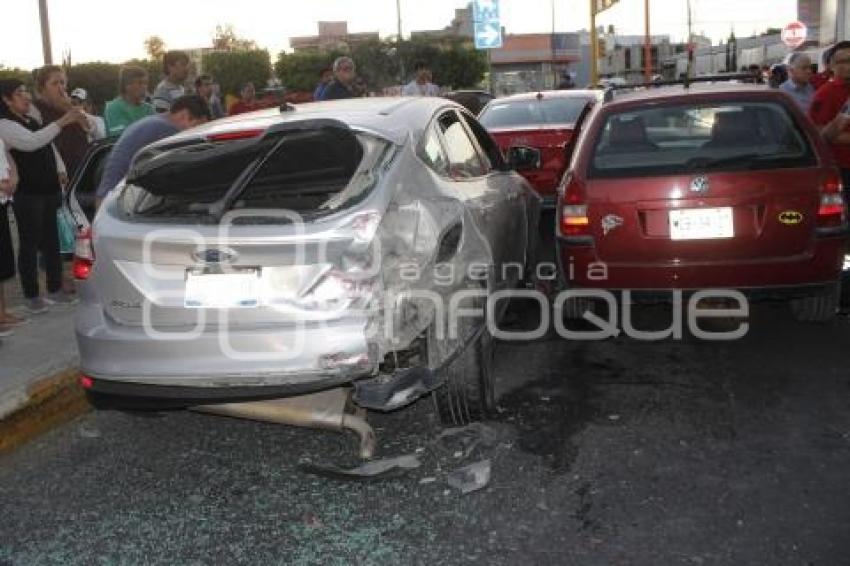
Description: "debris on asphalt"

(302, 511), (324, 529)
(447, 459), (492, 495)
(419, 477), (437, 484)
(298, 454), (421, 481)
(435, 423), (504, 460)
(78, 425), (101, 439)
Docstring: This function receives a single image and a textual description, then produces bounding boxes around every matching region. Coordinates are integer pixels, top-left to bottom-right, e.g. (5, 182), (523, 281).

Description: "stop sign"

(782, 21), (808, 49)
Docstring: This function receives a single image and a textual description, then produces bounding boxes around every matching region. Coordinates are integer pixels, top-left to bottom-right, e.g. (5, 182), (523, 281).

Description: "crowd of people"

(0, 49), (446, 339)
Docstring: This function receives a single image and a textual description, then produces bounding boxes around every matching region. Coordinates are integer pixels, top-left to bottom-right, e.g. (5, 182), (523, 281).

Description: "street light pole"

(644, 0), (652, 83)
(551, 0), (557, 88)
(687, 0), (694, 78)
(39, 0), (53, 65)
(590, 0), (599, 87)
(397, 0), (405, 84)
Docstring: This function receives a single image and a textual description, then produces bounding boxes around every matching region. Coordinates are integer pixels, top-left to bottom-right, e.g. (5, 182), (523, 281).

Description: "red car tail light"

(73, 226), (95, 281)
(79, 374), (94, 389)
(206, 129), (265, 142)
(817, 169), (846, 228)
(559, 174), (590, 237)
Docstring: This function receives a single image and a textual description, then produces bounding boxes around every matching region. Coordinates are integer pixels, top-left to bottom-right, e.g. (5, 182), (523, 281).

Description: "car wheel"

(561, 295), (597, 320)
(430, 314), (496, 427)
(790, 281), (840, 323)
(841, 267), (850, 309)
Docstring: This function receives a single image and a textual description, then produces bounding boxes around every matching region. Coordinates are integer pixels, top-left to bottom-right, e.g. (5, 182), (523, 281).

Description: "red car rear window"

(480, 97), (591, 129)
(588, 101), (816, 178)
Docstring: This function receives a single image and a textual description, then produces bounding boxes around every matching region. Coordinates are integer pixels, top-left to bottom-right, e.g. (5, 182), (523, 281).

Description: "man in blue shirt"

(96, 95), (210, 200)
(780, 53), (815, 114)
(313, 68), (333, 101)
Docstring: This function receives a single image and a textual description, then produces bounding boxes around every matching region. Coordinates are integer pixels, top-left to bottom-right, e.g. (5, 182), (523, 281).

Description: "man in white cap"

(70, 88), (106, 142)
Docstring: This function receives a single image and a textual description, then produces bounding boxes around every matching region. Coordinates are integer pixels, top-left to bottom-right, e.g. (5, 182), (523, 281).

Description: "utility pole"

(551, 0), (557, 88)
(643, 0), (652, 83)
(687, 0), (694, 78)
(590, 0), (599, 87)
(39, 0), (53, 65)
(396, 0), (405, 84)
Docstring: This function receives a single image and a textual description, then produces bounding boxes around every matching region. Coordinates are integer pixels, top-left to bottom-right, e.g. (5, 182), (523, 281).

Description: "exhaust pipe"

(192, 387), (376, 459)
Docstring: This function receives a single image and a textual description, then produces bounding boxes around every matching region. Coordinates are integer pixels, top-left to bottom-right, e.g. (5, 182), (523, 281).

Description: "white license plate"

(669, 207), (734, 240)
(185, 270), (261, 309)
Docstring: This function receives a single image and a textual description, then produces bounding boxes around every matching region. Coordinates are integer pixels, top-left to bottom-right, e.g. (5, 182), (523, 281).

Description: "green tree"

(273, 38), (486, 94)
(212, 24), (258, 51)
(144, 36), (166, 61)
(203, 49), (271, 97)
(350, 40), (400, 92)
(274, 49), (343, 92)
(124, 58), (163, 85)
(66, 62), (121, 111)
(401, 38), (486, 89)
(0, 65), (32, 86)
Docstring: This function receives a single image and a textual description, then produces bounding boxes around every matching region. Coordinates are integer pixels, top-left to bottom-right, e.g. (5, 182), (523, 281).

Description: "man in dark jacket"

(321, 57), (357, 100)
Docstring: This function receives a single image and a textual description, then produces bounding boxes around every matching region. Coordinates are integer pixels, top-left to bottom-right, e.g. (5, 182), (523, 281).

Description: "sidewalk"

(0, 209), (87, 452)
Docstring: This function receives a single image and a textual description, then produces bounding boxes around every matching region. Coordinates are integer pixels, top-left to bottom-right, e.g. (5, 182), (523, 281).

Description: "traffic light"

(598, 37), (606, 59)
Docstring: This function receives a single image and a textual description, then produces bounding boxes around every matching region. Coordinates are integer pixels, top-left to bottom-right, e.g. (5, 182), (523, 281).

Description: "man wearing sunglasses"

(320, 57), (357, 101)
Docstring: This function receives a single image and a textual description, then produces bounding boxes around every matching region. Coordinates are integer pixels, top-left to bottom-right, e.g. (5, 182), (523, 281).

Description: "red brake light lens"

(79, 375), (94, 389)
(559, 174), (590, 237)
(73, 227), (95, 281)
(72, 257), (93, 280)
(818, 170), (846, 227)
(206, 129), (265, 142)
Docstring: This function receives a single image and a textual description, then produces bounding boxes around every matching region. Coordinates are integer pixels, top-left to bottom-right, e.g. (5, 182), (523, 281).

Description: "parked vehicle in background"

(443, 90), (495, 115)
(67, 98), (541, 425)
(557, 84), (848, 322)
(479, 90), (602, 207)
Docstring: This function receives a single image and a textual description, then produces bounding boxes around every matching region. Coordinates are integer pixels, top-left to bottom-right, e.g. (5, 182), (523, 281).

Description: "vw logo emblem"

(689, 175), (710, 194)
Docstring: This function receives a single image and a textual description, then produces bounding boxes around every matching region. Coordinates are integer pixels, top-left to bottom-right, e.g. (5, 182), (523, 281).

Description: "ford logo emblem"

(689, 175), (710, 194)
(191, 248), (237, 264)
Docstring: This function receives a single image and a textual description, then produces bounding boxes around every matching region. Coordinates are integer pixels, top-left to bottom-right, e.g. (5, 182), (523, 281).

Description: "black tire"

(841, 268), (850, 309)
(561, 295), (598, 320)
(790, 282), (840, 323)
(431, 318), (496, 427)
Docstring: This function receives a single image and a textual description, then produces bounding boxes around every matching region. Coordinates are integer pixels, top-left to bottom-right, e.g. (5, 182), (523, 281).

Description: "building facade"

(597, 33), (679, 83)
(289, 22), (380, 52)
(488, 32), (587, 94)
(665, 34), (787, 78)
(411, 4), (474, 41)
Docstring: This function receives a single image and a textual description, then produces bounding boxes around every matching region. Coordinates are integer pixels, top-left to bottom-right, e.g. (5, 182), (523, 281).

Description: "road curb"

(0, 368), (90, 455)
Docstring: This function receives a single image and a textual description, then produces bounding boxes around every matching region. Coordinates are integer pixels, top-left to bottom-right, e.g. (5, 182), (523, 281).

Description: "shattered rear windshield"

(118, 128), (391, 224)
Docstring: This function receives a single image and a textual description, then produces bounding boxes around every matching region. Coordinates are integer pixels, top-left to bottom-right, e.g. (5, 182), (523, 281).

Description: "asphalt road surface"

(1, 295), (849, 565)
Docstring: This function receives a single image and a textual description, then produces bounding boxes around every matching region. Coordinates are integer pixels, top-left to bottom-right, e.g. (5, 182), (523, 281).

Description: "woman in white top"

(0, 79), (87, 314)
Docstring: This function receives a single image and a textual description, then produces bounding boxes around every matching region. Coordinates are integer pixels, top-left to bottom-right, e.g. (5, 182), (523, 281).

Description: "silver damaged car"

(68, 97), (541, 425)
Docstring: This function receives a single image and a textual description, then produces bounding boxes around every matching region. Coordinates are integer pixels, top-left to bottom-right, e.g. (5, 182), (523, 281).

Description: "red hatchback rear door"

(583, 97), (824, 267)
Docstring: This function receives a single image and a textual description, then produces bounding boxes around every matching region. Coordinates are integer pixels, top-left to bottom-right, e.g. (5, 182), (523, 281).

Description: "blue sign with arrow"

(474, 0), (502, 50)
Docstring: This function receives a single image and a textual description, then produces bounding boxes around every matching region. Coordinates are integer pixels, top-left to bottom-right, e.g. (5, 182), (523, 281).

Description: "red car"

(479, 90), (601, 207)
(557, 84), (848, 321)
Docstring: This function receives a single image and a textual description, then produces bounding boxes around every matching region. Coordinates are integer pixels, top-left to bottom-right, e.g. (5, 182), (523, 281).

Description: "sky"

(0, 0), (798, 70)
